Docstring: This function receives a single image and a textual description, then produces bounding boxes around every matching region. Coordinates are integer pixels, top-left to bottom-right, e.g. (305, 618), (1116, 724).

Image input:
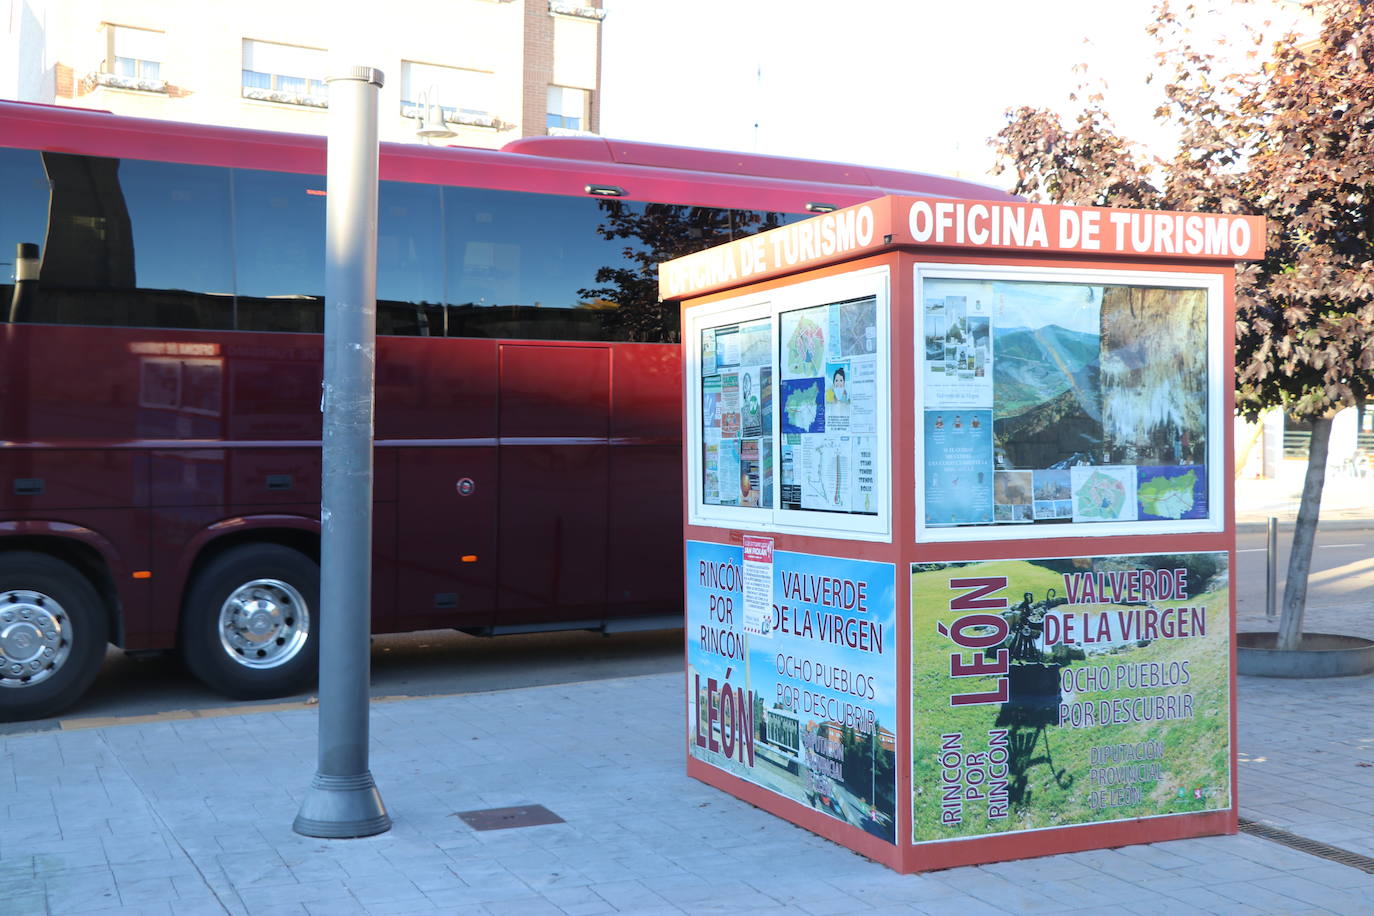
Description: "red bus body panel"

(0, 102), (1008, 650)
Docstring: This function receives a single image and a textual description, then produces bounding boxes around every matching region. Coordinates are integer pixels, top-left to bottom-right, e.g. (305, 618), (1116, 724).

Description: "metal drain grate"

(1238, 817), (1374, 873)
(455, 804), (565, 831)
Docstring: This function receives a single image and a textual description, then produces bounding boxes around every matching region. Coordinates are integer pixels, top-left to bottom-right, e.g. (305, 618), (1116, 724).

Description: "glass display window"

(915, 264), (1225, 542)
(685, 266), (891, 541)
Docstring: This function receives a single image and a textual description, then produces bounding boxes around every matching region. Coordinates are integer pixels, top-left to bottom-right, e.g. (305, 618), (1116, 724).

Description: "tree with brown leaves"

(992, 0), (1374, 650)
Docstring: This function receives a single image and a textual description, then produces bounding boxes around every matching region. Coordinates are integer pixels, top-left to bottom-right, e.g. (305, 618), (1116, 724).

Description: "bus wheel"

(181, 544), (319, 700)
(0, 552), (109, 722)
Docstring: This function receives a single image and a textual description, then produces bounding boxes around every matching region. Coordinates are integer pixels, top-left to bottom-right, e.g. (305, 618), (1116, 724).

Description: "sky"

(598, 0), (1297, 194)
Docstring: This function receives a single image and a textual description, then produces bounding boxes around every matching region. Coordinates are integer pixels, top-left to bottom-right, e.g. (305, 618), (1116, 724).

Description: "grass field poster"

(911, 552), (1230, 843)
(687, 541), (898, 843)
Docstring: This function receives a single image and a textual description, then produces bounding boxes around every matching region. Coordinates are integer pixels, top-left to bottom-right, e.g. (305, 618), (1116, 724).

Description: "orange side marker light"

(132, 570), (152, 579)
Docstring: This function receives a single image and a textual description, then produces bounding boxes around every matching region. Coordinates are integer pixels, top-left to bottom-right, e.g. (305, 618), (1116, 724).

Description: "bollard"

(1266, 516), (1278, 621)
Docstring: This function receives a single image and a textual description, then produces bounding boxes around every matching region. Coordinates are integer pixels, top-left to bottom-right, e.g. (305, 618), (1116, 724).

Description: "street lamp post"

(293, 64), (390, 840)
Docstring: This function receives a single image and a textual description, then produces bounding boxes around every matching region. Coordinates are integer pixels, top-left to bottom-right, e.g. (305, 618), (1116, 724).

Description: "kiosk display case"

(665, 195), (1264, 872)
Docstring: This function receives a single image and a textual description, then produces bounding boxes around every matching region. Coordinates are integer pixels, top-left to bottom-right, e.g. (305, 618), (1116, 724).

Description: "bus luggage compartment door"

(497, 344), (609, 627)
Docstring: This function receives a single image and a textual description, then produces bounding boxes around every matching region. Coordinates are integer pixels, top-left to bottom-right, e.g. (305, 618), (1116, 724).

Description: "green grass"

(911, 557), (1231, 842)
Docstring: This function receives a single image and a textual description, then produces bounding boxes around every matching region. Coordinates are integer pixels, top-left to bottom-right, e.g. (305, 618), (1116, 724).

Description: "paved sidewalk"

(1234, 470), (1374, 531)
(4, 658), (1374, 915)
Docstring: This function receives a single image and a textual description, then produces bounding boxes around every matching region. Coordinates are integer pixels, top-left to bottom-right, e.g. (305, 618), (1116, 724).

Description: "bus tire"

(0, 551), (109, 722)
(180, 544), (319, 700)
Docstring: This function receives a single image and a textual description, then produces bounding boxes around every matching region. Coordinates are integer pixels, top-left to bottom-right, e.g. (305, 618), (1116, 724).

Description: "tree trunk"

(1277, 415), (1333, 651)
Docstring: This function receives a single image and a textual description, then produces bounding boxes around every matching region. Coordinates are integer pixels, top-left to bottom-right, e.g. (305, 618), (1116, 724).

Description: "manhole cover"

(455, 804), (565, 831)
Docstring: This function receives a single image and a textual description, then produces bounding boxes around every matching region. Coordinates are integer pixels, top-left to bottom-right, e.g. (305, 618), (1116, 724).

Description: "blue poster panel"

(687, 542), (898, 842)
(910, 551), (1231, 844)
(924, 409), (994, 526)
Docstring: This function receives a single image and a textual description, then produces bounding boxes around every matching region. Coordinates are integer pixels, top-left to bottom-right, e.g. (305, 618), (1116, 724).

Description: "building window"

(546, 86), (587, 131)
(90, 24), (167, 92)
(400, 61), (496, 127)
(105, 24), (163, 80)
(241, 40), (329, 107)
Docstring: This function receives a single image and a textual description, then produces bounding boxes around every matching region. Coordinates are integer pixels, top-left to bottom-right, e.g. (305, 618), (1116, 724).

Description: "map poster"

(781, 378), (825, 434)
(687, 542), (898, 843)
(1071, 465), (1139, 523)
(910, 552), (1231, 843)
(801, 435), (852, 512)
(1137, 466), (1207, 521)
(781, 310), (827, 381)
(923, 409), (994, 526)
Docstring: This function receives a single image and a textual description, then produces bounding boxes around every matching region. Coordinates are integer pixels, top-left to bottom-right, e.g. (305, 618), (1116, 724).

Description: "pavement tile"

(1248, 874), (1374, 911)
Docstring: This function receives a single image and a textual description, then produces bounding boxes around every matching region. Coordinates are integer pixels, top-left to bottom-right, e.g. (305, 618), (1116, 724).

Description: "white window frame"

(546, 85), (588, 130)
(105, 24), (163, 78)
(685, 265), (892, 542)
(913, 262), (1226, 543)
(241, 39), (329, 105)
(400, 60), (495, 122)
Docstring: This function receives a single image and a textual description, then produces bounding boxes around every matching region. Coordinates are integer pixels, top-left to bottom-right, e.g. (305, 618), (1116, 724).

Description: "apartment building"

(3, 0), (602, 147)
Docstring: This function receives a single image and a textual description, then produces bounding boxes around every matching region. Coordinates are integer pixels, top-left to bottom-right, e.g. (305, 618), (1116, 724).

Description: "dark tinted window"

(233, 168), (326, 332)
(442, 187), (798, 343)
(4, 152), (234, 328)
(118, 159), (234, 329)
(377, 180), (445, 336)
(0, 147), (49, 322)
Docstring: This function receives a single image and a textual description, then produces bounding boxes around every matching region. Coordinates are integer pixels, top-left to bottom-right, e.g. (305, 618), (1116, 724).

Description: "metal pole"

(294, 65), (390, 839)
(1266, 516), (1279, 622)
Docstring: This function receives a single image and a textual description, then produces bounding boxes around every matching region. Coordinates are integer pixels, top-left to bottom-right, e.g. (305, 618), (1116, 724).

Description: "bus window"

(3, 152), (235, 330)
(0, 147), (49, 323)
(441, 187), (798, 344)
(233, 167), (326, 332)
(118, 159), (235, 330)
(377, 180), (445, 337)
(443, 185), (618, 342)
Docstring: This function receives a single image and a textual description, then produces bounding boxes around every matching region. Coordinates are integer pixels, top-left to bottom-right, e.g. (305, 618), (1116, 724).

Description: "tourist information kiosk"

(665, 196), (1264, 872)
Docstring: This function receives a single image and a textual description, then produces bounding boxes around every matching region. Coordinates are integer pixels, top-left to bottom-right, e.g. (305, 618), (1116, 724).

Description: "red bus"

(0, 101), (1011, 720)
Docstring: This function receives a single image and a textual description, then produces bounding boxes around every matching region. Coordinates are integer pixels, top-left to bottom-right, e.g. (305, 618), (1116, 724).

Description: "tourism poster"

(923, 409), (994, 526)
(922, 293), (992, 409)
(918, 274), (1213, 531)
(777, 296), (882, 517)
(910, 552), (1231, 844)
(701, 319), (774, 509)
(687, 542), (898, 843)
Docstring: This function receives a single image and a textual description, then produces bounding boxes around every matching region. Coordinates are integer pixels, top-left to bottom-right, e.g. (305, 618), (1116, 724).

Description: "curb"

(1235, 517), (1374, 534)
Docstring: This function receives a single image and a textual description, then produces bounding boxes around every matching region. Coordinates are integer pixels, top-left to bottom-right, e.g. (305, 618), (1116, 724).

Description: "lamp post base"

(293, 771), (391, 838)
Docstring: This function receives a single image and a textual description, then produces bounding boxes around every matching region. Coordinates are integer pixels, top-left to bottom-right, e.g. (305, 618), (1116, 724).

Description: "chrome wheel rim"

(0, 590), (71, 688)
(218, 578), (310, 669)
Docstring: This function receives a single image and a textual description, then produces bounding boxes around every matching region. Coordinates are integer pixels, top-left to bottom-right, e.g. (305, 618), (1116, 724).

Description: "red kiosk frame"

(667, 195), (1264, 872)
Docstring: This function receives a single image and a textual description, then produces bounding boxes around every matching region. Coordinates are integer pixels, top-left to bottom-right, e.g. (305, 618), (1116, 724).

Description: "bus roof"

(0, 101), (1015, 212)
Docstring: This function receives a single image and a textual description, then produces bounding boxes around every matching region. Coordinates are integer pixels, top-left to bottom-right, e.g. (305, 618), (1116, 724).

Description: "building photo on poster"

(686, 541), (898, 842)
(910, 551), (1231, 844)
(920, 275), (1213, 531)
